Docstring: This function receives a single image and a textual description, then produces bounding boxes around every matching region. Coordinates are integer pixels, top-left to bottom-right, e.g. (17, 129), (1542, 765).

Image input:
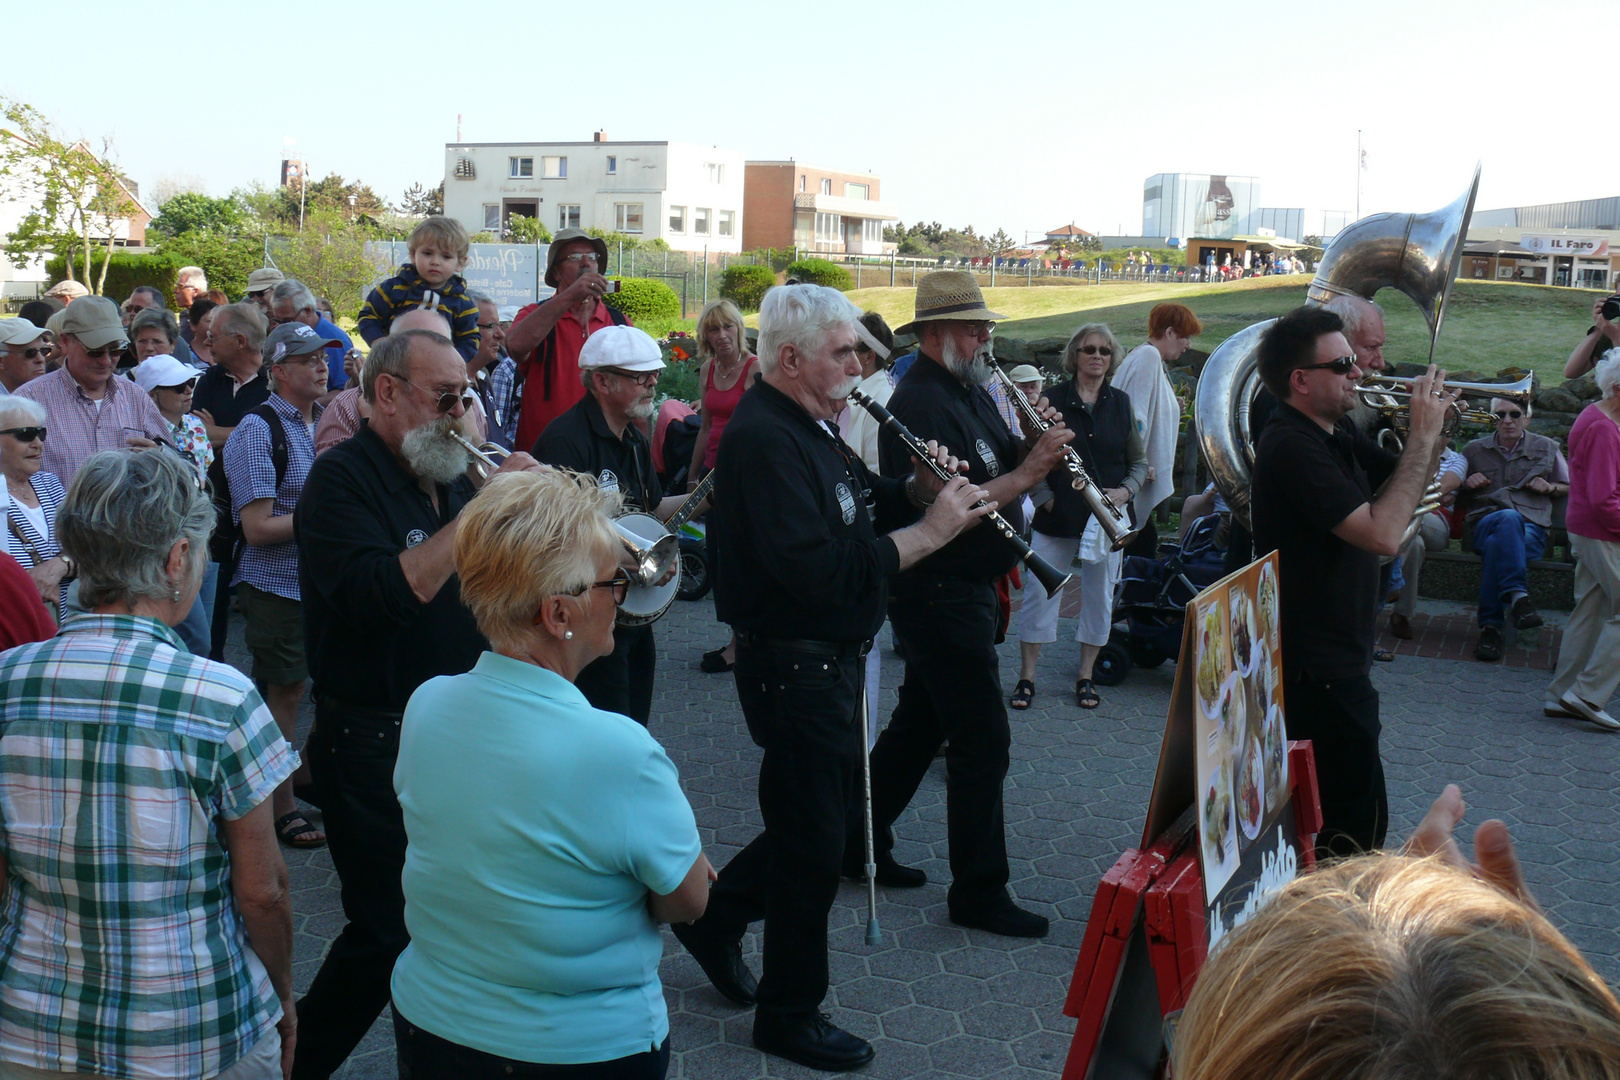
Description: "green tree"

(270, 209), (387, 317)
(506, 214), (551, 244)
(149, 192), (243, 238)
(157, 229), (266, 299)
(986, 229), (1017, 258)
(0, 97), (141, 294)
(400, 181), (443, 217)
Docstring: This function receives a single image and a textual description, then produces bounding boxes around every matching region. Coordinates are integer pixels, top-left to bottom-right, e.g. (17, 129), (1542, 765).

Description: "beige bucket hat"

(895, 270), (1006, 336)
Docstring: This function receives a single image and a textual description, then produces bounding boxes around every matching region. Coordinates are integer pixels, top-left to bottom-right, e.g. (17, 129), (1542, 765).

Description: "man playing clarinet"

(669, 283), (987, 1072)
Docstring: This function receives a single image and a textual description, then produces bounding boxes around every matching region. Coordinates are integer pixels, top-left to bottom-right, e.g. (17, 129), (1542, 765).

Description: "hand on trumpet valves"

(910, 438), (969, 503)
(1403, 364), (1461, 443)
(919, 475), (995, 546)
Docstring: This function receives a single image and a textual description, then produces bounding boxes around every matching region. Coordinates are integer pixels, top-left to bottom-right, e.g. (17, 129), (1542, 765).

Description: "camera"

(603, 279), (621, 294)
(1602, 295), (1620, 321)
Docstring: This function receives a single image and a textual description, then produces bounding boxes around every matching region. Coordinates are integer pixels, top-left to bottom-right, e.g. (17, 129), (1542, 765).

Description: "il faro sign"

(1520, 233), (1611, 258)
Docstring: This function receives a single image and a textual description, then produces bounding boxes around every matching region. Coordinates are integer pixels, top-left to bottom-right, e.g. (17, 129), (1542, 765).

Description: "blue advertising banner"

(365, 241), (547, 307)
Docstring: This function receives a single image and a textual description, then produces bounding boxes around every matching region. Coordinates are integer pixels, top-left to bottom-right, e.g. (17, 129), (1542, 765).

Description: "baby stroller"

(651, 400), (712, 602)
(1091, 513), (1229, 686)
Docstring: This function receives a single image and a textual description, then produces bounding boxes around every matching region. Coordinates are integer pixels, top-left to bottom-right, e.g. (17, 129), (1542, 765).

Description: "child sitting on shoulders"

(358, 215), (480, 360)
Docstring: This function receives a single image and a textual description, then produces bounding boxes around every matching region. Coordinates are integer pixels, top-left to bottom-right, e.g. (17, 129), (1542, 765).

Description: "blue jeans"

(1470, 509), (1546, 627)
(173, 562), (218, 655)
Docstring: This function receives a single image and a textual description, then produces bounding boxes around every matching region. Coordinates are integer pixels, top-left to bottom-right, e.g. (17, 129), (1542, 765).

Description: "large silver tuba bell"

(1195, 165), (1481, 531)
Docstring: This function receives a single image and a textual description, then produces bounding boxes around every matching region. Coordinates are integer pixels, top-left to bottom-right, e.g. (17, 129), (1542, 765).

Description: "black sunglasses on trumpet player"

(1301, 355), (1359, 376)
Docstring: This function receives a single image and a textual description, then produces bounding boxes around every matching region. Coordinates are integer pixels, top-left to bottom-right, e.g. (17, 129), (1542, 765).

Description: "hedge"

(604, 278), (680, 323)
(720, 265), (775, 311)
(45, 250), (180, 300)
(783, 257), (853, 291)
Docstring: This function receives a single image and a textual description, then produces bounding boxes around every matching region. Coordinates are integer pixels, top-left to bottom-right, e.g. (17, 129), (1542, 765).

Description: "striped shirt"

(0, 614), (294, 1079)
(356, 264), (480, 361)
(15, 368), (171, 486)
(4, 472), (66, 620)
(224, 394), (319, 601)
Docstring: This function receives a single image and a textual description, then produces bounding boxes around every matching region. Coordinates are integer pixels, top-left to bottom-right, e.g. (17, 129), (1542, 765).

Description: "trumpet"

(848, 388), (1072, 599)
(988, 366), (1141, 552)
(1356, 372), (1534, 440)
(451, 431), (511, 479)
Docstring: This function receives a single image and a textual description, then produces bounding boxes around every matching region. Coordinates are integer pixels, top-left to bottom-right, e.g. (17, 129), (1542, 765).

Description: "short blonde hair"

(1174, 854), (1620, 1080)
(1062, 322), (1124, 376)
(408, 215), (471, 261)
(695, 299), (747, 363)
(454, 469), (623, 652)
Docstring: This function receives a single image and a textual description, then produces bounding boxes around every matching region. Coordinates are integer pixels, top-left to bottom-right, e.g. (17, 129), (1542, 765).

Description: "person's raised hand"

(1021, 422), (1075, 479)
(921, 475), (993, 544)
(1405, 784), (1536, 910)
(1404, 364), (1460, 444)
(911, 438), (968, 501)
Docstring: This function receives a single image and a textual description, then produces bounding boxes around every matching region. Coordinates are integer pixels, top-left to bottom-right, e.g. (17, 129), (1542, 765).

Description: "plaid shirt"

(224, 394), (319, 601)
(15, 368), (171, 487)
(485, 354), (518, 450)
(983, 375), (1023, 437)
(0, 614), (294, 1079)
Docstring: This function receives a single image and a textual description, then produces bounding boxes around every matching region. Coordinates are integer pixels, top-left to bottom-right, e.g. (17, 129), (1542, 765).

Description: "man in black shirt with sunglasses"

(1250, 306), (1455, 858)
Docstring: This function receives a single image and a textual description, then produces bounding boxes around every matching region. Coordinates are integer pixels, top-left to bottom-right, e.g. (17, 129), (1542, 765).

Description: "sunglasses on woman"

(1077, 344), (1113, 357)
(0, 427), (46, 442)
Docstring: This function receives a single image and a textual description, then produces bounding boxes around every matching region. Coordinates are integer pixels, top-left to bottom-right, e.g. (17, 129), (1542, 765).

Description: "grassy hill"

(840, 278), (1607, 386)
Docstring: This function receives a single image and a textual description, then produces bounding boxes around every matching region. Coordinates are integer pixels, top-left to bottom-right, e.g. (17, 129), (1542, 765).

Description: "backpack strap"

(248, 403), (290, 492)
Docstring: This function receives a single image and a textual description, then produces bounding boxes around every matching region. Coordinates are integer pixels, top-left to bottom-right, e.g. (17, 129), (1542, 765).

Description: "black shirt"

(713, 380), (914, 642)
(1250, 402), (1396, 682)
(295, 421), (485, 710)
(881, 353), (1025, 581)
(532, 393), (661, 514)
(1032, 377), (1136, 539)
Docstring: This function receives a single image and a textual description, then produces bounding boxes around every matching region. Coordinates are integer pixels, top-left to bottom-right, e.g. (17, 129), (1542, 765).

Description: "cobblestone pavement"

(254, 593), (1620, 1080)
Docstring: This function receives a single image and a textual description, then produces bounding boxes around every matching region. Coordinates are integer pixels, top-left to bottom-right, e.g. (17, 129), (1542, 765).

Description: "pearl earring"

(171, 588), (180, 603)
(564, 631), (573, 640)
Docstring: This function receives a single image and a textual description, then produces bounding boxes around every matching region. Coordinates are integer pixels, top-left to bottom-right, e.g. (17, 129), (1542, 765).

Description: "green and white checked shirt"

(0, 614), (295, 1080)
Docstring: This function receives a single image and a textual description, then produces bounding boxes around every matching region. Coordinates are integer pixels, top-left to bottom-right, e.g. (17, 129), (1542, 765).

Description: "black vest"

(1032, 377), (1136, 539)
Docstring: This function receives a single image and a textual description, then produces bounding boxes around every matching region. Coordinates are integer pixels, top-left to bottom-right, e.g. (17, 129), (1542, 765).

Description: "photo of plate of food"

(1207, 671), (1244, 757)
(1263, 704), (1288, 817)
(1229, 586), (1259, 678)
(1237, 735), (1265, 841)
(1196, 598), (1228, 718)
(1257, 559), (1279, 650)
(1201, 760), (1235, 871)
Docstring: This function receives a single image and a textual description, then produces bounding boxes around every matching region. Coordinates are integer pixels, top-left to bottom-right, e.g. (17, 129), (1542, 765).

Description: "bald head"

(392, 308), (453, 338)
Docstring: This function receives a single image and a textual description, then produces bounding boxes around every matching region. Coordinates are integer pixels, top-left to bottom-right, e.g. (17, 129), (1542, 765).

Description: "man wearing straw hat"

(855, 271), (1073, 939)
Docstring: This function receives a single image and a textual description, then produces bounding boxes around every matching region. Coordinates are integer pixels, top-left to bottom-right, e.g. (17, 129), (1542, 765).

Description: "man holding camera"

(1565, 294), (1620, 379)
(505, 228), (630, 449)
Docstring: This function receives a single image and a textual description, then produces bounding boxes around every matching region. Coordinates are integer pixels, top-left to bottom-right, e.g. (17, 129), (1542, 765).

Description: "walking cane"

(859, 670), (882, 947)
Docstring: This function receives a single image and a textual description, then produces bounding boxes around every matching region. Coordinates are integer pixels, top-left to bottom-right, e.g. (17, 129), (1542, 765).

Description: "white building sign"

(1520, 233), (1611, 258)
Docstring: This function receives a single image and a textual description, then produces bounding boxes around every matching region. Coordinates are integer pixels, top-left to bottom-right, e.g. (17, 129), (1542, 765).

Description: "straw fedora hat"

(895, 270), (1006, 336)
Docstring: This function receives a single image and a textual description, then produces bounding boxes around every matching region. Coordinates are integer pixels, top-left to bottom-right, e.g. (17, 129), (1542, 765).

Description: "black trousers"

(292, 700), (410, 1080)
(575, 623), (656, 726)
(208, 555), (235, 661)
(393, 1007), (669, 1079)
(860, 575), (1011, 915)
(1284, 674), (1387, 859)
(700, 638), (863, 1022)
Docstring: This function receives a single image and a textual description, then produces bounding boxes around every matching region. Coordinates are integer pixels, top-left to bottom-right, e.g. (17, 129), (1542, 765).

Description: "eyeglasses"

(79, 344), (124, 360)
(1076, 344), (1113, 357)
(956, 320), (996, 336)
(561, 570), (632, 606)
(600, 367), (659, 387)
(476, 321), (499, 331)
(3, 347), (45, 360)
(274, 354), (328, 369)
(0, 427), (46, 442)
(1301, 356), (1359, 376)
(1494, 409), (1523, 419)
(160, 379), (199, 392)
(561, 252), (600, 266)
(392, 374), (475, 413)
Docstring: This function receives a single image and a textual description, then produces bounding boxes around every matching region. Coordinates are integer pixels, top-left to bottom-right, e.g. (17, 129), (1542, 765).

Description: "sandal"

(275, 812), (327, 850)
(1373, 647), (1396, 663)
(1076, 679), (1100, 710)
(1010, 679), (1035, 710)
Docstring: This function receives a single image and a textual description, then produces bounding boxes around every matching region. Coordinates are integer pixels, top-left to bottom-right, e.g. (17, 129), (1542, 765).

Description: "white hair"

(1597, 348), (1620, 400)
(1321, 295), (1384, 339)
(271, 278), (318, 316)
(756, 284), (863, 377)
(177, 266), (207, 288)
(0, 393), (47, 428)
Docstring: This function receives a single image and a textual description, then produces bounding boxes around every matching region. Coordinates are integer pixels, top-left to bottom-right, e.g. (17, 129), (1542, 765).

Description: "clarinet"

(849, 388), (1072, 599)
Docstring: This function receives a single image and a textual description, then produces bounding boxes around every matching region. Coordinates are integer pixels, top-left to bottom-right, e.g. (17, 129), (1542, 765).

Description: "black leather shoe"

(1475, 624), (1503, 663)
(753, 1012), (875, 1071)
(950, 901), (1050, 938)
(670, 920), (756, 1005)
(1509, 593), (1543, 630)
(841, 850), (927, 888)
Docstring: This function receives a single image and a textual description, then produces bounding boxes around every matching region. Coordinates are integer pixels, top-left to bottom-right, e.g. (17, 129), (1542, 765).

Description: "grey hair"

(467, 289), (494, 305)
(57, 449), (215, 609)
(212, 302), (267, 351)
(756, 284), (863, 377)
(177, 266), (207, 288)
(1597, 348), (1620, 400)
(129, 285), (166, 309)
(1321, 295), (1384, 340)
(130, 307), (179, 344)
(362, 329), (450, 404)
(271, 278), (318, 316)
(1062, 323), (1126, 376)
(0, 393), (47, 428)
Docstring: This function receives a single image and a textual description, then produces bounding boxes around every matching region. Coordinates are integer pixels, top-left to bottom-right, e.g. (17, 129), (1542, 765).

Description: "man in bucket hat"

(506, 227), (630, 450)
(852, 271), (1073, 938)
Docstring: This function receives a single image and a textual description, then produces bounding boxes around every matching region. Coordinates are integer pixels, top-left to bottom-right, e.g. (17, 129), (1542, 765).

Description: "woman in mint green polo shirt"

(391, 469), (713, 1079)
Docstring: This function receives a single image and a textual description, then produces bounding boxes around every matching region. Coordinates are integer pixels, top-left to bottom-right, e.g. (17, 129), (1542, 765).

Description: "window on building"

(718, 210), (734, 237)
(862, 218), (882, 242)
(615, 203), (644, 234)
(706, 162), (725, 184)
(668, 205), (685, 233)
(819, 178), (832, 195)
(483, 204), (501, 230)
(607, 155), (617, 175)
(845, 182), (869, 200)
(542, 155), (567, 179)
(800, 175), (806, 192)
(814, 212), (843, 241)
(509, 156), (533, 178)
(558, 204), (581, 230)
(694, 208), (711, 235)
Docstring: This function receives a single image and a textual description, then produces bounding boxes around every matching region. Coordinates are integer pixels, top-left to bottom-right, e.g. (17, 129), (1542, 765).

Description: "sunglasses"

(0, 427), (46, 442)
(1077, 344), (1113, 357)
(80, 344), (124, 360)
(1494, 410), (1523, 419)
(160, 379), (199, 392)
(1301, 356), (1359, 376)
(4, 347), (45, 360)
(393, 374), (475, 414)
(561, 252), (600, 265)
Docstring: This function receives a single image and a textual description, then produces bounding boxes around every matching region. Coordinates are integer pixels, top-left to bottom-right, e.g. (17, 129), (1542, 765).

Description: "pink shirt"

(1566, 403), (1620, 542)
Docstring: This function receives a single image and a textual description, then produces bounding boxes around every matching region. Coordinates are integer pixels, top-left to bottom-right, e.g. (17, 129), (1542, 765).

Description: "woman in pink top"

(1547, 348), (1620, 729)
(688, 300), (758, 673)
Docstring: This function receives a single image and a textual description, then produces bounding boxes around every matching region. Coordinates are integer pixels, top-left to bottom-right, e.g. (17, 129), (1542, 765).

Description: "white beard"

(401, 416), (471, 483)
(941, 334), (994, 385)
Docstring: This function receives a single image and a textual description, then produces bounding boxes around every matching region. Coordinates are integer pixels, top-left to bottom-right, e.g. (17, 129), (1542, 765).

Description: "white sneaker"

(1558, 691), (1620, 732)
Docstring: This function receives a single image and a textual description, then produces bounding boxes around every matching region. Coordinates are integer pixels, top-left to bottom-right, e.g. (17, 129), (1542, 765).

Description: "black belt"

(315, 694), (405, 724)
(736, 630), (871, 659)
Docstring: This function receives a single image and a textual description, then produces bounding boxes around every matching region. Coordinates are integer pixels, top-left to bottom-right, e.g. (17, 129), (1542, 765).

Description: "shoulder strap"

(607, 305), (629, 327)
(250, 403), (290, 491)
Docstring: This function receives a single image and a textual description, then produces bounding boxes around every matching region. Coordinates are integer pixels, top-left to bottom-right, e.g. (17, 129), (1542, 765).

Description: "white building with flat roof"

(443, 134), (746, 253)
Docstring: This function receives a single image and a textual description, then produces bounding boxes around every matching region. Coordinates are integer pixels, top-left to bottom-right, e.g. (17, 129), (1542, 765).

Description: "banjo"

(615, 469), (716, 627)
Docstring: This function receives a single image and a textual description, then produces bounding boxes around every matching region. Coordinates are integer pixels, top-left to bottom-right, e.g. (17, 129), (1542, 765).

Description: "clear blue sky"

(2, 0), (1609, 237)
